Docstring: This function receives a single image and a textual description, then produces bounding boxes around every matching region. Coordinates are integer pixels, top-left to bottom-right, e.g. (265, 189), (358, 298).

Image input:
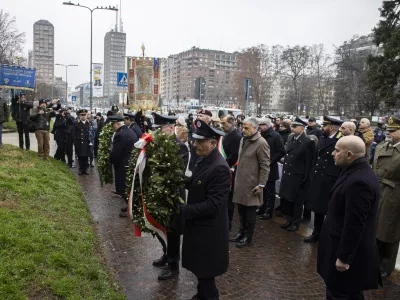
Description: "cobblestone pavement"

(3, 132), (400, 299)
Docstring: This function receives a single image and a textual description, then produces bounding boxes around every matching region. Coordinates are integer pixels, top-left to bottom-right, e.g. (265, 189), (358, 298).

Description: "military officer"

(279, 117), (316, 232)
(108, 115), (139, 215)
(373, 116), (400, 278)
(181, 119), (231, 300)
(72, 109), (91, 175)
(370, 121), (386, 164)
(150, 112), (189, 281)
(304, 116), (343, 243)
(123, 113), (143, 138)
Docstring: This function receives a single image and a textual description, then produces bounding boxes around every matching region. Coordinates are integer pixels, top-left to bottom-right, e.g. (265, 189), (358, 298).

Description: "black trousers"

(89, 145), (94, 164)
(260, 181), (276, 215)
(156, 232), (181, 270)
(227, 189), (234, 230)
(197, 277), (219, 300)
(114, 164), (127, 198)
(93, 135), (99, 158)
(377, 239), (400, 276)
(313, 213), (325, 235)
(54, 140), (66, 162)
(66, 135), (73, 166)
(284, 199), (304, 227)
(78, 156), (89, 172)
(16, 122), (30, 150)
(237, 204), (257, 240)
(326, 285), (364, 300)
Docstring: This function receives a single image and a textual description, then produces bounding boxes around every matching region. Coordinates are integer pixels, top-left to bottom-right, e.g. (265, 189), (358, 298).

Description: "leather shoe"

(256, 208), (264, 215)
(158, 267), (179, 280)
(301, 217), (311, 223)
(119, 211), (128, 218)
(260, 213), (272, 220)
(286, 224), (299, 232)
(121, 207), (127, 212)
(304, 233), (319, 243)
(191, 295), (200, 300)
(280, 220), (291, 229)
(78, 171), (83, 176)
(152, 254), (167, 267)
(236, 237), (251, 248)
(229, 232), (244, 242)
(83, 171), (89, 175)
(381, 271), (390, 278)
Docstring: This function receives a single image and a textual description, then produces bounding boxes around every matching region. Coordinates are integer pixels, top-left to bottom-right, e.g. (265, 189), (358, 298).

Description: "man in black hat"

(306, 117), (322, 139)
(72, 109), (91, 175)
(109, 114), (139, 212)
(11, 92), (33, 150)
(304, 116), (343, 243)
(123, 113), (143, 138)
(279, 117), (316, 232)
(181, 119), (231, 300)
(150, 112), (189, 280)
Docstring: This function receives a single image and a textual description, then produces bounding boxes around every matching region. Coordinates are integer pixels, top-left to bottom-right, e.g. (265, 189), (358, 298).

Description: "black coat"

(306, 125), (322, 139)
(182, 148), (231, 278)
(53, 114), (68, 142)
(129, 122), (143, 139)
(317, 158), (381, 292)
(96, 117), (105, 136)
(110, 125), (138, 167)
(72, 120), (91, 157)
(306, 131), (342, 214)
(261, 127), (286, 182)
(222, 127), (242, 168)
(279, 132), (315, 202)
(279, 129), (291, 145)
(30, 110), (56, 131)
(11, 97), (33, 123)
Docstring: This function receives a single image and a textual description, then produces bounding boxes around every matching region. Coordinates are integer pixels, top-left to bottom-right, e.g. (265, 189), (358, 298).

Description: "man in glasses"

(373, 116), (400, 279)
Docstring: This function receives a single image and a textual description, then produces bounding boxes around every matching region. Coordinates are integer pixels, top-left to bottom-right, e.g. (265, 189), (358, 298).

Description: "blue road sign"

(0, 65), (36, 91)
(117, 72), (128, 87)
(72, 96), (76, 102)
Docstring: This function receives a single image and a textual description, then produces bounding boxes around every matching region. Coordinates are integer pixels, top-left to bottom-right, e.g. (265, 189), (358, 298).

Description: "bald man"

(359, 118), (374, 161)
(340, 122), (356, 136)
(317, 136), (381, 299)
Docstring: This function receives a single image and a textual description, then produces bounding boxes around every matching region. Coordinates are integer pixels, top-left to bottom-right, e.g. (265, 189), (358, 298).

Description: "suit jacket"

(222, 127), (242, 168)
(317, 158), (381, 292)
(279, 132), (315, 202)
(182, 148), (231, 278)
(110, 125), (138, 166)
(306, 125), (323, 139)
(261, 127), (286, 182)
(306, 131), (342, 214)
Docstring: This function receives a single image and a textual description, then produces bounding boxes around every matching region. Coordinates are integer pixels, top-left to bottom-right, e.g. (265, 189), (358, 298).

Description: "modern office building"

(32, 20), (54, 84)
(103, 29), (126, 103)
(160, 47), (240, 107)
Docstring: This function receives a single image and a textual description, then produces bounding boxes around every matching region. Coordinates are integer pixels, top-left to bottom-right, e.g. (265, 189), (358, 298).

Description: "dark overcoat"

(110, 125), (138, 167)
(129, 122), (143, 139)
(261, 127), (286, 182)
(72, 120), (91, 157)
(317, 158), (381, 292)
(279, 132), (315, 202)
(221, 127), (242, 168)
(306, 131), (342, 214)
(306, 125), (323, 139)
(53, 115), (68, 142)
(182, 148), (231, 278)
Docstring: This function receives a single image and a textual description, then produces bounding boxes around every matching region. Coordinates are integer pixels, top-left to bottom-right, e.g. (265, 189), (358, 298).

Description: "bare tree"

(0, 10), (25, 65)
(280, 45), (311, 114)
(233, 45), (282, 114)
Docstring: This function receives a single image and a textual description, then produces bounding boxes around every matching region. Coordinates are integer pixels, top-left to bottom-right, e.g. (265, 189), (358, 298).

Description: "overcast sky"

(2, 0), (383, 88)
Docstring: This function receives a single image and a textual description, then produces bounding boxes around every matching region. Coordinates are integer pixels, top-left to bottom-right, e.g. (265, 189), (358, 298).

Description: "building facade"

(32, 20), (54, 84)
(160, 47), (239, 107)
(103, 30), (126, 104)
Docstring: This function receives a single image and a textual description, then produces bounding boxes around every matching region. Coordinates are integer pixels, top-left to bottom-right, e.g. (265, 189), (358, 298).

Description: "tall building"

(28, 50), (33, 67)
(103, 29), (126, 103)
(160, 47), (239, 107)
(32, 20), (54, 84)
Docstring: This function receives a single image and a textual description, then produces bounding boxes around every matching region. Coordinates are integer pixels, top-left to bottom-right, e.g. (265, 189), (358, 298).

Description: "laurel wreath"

(97, 124), (114, 187)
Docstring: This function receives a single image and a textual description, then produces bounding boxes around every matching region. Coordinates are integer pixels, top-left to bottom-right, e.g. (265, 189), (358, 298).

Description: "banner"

(92, 63), (103, 97)
(0, 65), (36, 91)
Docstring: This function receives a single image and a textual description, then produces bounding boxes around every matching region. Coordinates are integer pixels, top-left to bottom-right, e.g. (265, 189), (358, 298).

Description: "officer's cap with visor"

(193, 119), (225, 140)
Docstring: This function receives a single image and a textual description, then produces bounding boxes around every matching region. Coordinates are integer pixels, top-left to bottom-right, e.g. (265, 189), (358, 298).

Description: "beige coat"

(373, 141), (400, 243)
(233, 132), (270, 206)
(360, 127), (374, 162)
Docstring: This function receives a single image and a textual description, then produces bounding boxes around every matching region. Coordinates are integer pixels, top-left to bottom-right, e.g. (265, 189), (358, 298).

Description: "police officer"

(105, 104), (119, 124)
(279, 117), (316, 232)
(108, 115), (139, 215)
(123, 113), (143, 138)
(373, 116), (400, 278)
(181, 119), (231, 300)
(150, 113), (189, 280)
(72, 109), (91, 175)
(304, 116), (343, 243)
(306, 117), (322, 139)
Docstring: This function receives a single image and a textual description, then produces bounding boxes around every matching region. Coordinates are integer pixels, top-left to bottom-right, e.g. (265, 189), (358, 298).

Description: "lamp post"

(55, 64), (78, 105)
(63, 2), (118, 111)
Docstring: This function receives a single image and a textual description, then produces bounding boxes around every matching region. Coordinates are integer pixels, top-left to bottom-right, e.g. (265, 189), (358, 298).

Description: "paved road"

(2, 132), (400, 299)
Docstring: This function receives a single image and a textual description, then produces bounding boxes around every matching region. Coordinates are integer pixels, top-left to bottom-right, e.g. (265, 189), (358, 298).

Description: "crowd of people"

(1, 91), (400, 300)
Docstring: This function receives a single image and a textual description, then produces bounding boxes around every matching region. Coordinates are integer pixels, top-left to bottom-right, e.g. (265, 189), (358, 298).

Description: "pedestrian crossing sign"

(117, 72), (128, 87)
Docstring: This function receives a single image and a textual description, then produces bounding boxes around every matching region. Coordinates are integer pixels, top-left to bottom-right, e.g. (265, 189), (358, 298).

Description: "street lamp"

(55, 64), (78, 105)
(63, 1), (118, 111)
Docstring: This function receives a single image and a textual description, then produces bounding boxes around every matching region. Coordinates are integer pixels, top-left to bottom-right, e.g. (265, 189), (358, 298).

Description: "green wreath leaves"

(97, 124), (114, 187)
(125, 131), (186, 235)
